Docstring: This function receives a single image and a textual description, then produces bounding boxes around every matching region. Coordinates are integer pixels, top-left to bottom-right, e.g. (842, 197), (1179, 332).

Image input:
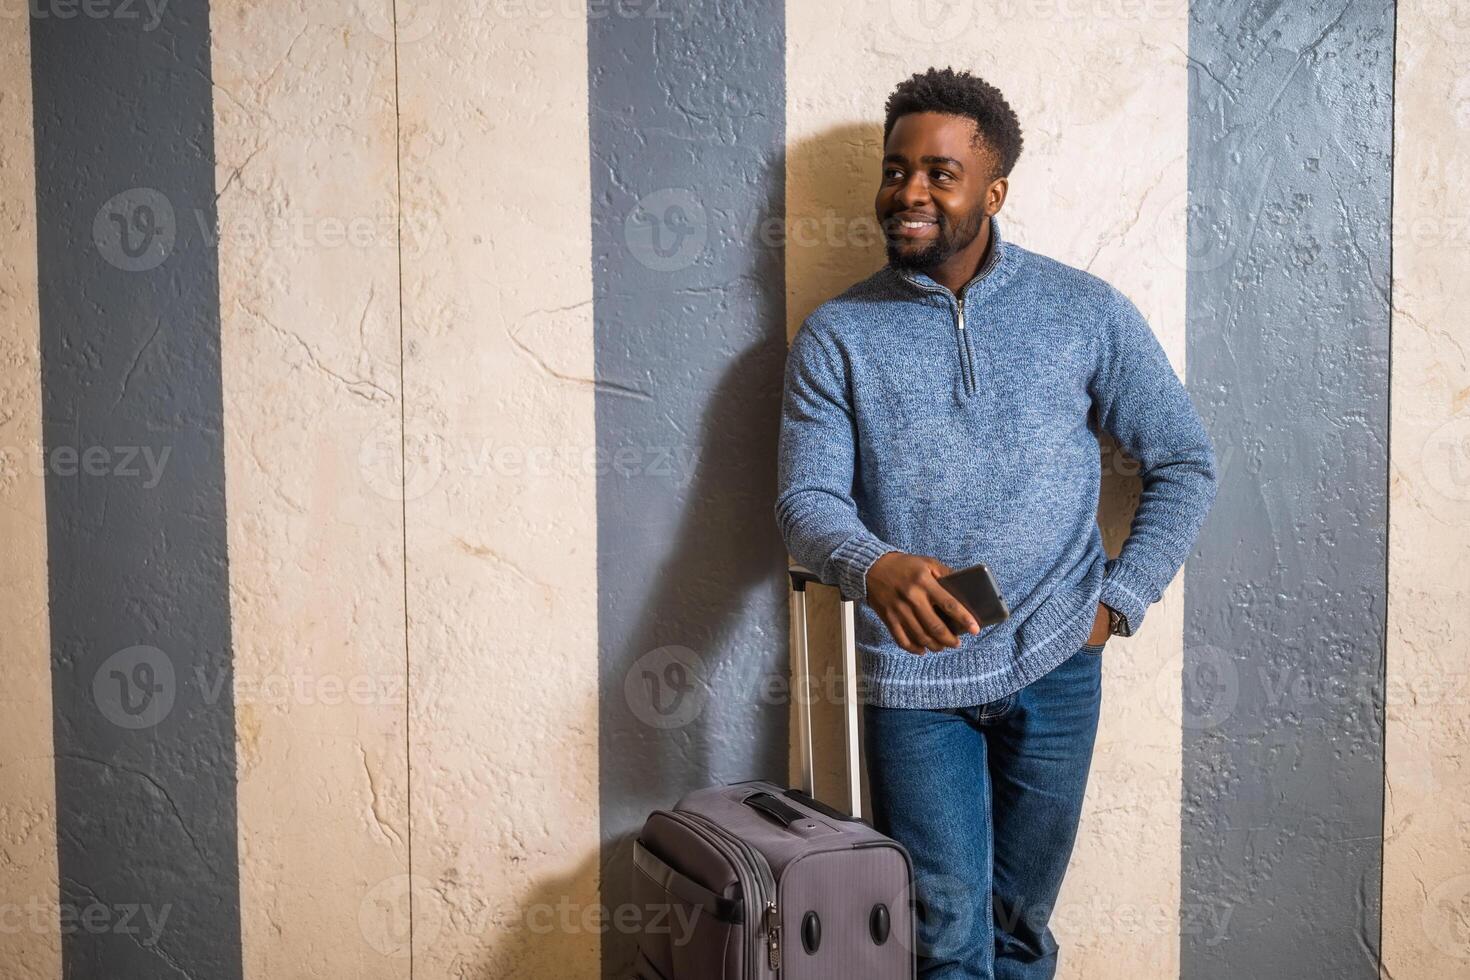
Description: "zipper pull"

(957, 297), (966, 330)
(766, 902), (781, 971)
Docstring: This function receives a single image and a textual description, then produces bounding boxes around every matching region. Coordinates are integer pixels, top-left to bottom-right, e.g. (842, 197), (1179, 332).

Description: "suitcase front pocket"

(631, 837), (746, 979)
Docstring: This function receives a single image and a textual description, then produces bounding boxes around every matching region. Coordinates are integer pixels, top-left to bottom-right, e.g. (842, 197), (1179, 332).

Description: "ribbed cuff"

(830, 534), (899, 602)
(1098, 557), (1154, 637)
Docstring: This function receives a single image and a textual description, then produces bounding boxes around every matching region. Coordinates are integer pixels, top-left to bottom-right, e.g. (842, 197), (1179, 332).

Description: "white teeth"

(901, 220), (932, 229)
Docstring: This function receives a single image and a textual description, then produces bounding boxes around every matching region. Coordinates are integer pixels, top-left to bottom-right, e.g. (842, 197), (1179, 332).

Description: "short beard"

(885, 205), (987, 273)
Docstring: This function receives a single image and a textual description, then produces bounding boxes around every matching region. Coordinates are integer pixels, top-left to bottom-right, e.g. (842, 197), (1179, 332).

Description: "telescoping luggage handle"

(787, 564), (863, 821)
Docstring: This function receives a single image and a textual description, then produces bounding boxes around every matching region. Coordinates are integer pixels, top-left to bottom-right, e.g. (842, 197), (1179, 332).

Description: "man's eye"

(883, 168), (903, 180)
(931, 170), (953, 182)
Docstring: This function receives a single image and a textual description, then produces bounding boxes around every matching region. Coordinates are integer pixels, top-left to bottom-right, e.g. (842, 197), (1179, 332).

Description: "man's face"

(875, 112), (995, 272)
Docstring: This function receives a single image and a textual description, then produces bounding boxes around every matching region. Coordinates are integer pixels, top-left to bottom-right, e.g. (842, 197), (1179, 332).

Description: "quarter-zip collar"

(887, 213), (1018, 398)
(890, 212), (1016, 307)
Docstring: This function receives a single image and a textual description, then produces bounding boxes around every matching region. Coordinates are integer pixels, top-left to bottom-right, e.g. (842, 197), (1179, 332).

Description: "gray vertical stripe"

(1182, 3), (1392, 976)
(589, 3), (788, 977)
(30, 3), (242, 978)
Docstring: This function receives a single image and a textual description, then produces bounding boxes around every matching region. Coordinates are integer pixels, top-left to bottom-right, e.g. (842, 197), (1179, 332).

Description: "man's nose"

(895, 174), (931, 209)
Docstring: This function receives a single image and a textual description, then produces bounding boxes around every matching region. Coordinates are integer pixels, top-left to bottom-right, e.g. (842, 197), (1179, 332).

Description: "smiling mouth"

(889, 217), (938, 239)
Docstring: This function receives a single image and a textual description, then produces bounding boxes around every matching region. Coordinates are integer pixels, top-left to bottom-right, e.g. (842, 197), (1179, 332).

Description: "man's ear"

(987, 175), (1009, 214)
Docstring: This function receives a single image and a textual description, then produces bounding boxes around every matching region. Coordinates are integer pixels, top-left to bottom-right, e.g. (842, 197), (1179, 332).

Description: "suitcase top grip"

(782, 788), (865, 824)
(742, 791), (806, 828)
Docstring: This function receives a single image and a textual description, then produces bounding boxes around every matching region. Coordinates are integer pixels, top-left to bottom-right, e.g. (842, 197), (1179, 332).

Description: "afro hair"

(882, 67), (1024, 181)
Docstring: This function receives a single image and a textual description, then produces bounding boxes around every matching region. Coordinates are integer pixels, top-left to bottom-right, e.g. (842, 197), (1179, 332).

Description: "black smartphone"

(936, 562), (1010, 630)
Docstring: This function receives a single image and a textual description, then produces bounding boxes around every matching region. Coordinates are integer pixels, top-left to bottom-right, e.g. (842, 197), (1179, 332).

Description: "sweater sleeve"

(1090, 289), (1218, 636)
(774, 321), (899, 601)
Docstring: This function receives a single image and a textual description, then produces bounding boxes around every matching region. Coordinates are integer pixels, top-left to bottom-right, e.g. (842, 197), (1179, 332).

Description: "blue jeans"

(863, 643), (1105, 980)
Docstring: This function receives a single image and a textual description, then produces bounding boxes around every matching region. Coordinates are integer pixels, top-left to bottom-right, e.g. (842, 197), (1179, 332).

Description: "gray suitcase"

(630, 566), (917, 980)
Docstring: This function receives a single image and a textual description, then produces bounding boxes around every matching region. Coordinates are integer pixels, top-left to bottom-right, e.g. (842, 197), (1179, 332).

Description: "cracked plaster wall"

(214, 2), (601, 977)
(394, 5), (601, 980)
(211, 2), (412, 975)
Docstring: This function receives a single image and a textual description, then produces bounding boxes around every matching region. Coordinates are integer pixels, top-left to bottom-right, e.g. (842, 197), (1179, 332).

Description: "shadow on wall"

(501, 144), (791, 978)
(594, 334), (793, 972)
(497, 850), (605, 979)
(787, 122), (891, 817)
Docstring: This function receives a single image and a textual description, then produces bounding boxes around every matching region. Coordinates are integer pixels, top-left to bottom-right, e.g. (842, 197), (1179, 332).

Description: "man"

(774, 67), (1218, 979)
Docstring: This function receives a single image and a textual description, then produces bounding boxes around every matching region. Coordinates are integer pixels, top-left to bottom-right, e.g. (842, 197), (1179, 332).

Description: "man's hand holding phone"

(865, 553), (980, 655)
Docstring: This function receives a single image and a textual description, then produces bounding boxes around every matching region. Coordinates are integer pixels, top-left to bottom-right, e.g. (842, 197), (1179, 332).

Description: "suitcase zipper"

(674, 809), (780, 977)
(765, 901), (780, 971)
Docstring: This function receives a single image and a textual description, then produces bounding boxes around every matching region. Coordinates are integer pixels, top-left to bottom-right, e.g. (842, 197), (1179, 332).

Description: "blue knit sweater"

(775, 215), (1218, 709)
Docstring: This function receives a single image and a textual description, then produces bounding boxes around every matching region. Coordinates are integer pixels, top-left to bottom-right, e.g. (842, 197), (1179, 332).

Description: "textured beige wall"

(394, 4), (600, 977)
(785, 3), (1189, 976)
(213, 3), (600, 974)
(212, 3), (411, 975)
(1382, 3), (1470, 977)
(0, 18), (60, 979)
